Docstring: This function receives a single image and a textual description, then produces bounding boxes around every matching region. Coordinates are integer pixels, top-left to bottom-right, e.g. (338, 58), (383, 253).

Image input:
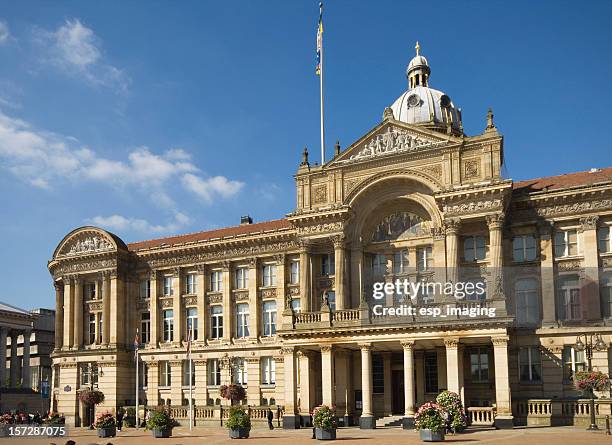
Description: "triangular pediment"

(327, 119), (459, 167)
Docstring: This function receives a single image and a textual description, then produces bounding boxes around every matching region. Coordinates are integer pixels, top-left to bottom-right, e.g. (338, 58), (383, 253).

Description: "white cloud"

(87, 212), (192, 235)
(0, 110), (245, 207)
(0, 21), (10, 45)
(181, 173), (244, 203)
(37, 19), (129, 92)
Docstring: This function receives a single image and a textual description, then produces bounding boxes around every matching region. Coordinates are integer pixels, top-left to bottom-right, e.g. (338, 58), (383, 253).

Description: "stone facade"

(48, 47), (612, 430)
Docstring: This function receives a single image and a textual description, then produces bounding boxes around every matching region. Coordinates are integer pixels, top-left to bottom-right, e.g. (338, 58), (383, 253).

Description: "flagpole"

(135, 328), (139, 429)
(319, 2), (325, 165)
(188, 325), (193, 431)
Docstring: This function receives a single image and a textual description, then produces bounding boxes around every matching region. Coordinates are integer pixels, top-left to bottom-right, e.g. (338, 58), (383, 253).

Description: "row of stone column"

(54, 271), (119, 351)
(0, 326), (32, 388)
(281, 335), (512, 429)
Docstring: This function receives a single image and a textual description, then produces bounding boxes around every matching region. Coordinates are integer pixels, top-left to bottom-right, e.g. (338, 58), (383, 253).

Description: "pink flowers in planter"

(415, 402), (445, 433)
(574, 370), (611, 392)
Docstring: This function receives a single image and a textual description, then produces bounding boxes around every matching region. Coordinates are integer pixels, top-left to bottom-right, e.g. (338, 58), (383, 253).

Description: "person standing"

(116, 409), (124, 432)
(267, 408), (274, 430)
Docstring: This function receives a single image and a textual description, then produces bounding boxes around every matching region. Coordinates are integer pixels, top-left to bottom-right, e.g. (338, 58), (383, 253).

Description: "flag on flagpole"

(316, 2), (323, 76)
(133, 329), (140, 361)
(186, 324), (192, 355)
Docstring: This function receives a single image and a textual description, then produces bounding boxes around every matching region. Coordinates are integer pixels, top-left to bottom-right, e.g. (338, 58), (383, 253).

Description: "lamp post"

(574, 333), (607, 431)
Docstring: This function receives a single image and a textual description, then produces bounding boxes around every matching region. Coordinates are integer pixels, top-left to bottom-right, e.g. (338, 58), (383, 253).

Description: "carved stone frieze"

(159, 298), (173, 308)
(443, 199), (503, 216)
(207, 293), (222, 304)
(515, 198), (612, 219)
(232, 291), (249, 302)
(183, 295), (197, 306)
(60, 233), (114, 257)
(260, 288), (277, 299)
(422, 163), (442, 179)
(137, 300), (150, 310)
(557, 260), (582, 272)
(580, 215), (599, 231)
(463, 158), (480, 180)
(53, 259), (117, 276)
(313, 185), (327, 204)
(296, 221), (344, 236)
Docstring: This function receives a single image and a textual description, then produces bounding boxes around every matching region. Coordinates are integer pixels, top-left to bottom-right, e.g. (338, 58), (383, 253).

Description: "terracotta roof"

(513, 167), (612, 193)
(128, 218), (293, 251)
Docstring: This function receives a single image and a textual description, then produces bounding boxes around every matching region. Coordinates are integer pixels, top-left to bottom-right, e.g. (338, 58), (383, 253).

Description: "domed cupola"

(390, 42), (463, 135)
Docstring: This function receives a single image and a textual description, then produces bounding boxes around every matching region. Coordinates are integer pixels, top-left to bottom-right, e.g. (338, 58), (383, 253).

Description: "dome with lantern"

(389, 42), (462, 134)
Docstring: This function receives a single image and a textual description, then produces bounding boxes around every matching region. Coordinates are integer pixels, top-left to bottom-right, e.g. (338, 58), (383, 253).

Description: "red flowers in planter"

(220, 384), (247, 403)
(574, 370), (610, 392)
(78, 389), (105, 406)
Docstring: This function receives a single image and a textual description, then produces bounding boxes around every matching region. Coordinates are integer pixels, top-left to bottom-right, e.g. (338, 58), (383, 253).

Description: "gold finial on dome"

(415, 41), (420, 56)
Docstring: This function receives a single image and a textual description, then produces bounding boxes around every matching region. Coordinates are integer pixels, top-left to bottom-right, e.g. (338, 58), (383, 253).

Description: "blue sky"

(1, 0), (611, 310)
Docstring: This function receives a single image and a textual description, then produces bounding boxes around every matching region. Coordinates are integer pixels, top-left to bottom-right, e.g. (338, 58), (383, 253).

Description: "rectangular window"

(186, 307), (198, 340)
(182, 360), (195, 386)
(263, 301), (277, 336)
(417, 247), (433, 272)
(141, 312), (151, 344)
(236, 303), (250, 338)
(261, 357), (276, 385)
(210, 270), (223, 292)
(513, 235), (537, 262)
(88, 314), (96, 344)
(470, 348), (489, 383)
(464, 236), (486, 261)
(207, 359), (221, 386)
(232, 358), (248, 385)
(139, 362), (149, 388)
(290, 261), (300, 284)
(393, 250), (409, 274)
(84, 282), (96, 300)
(372, 354), (384, 393)
(419, 280), (434, 305)
(321, 254), (335, 276)
(519, 347), (542, 383)
(325, 291), (336, 312)
(554, 230), (578, 257)
(515, 279), (540, 326)
(262, 264), (277, 287)
(160, 361), (171, 387)
(424, 352), (438, 393)
(562, 346), (585, 380)
(80, 363), (98, 387)
(98, 314), (103, 344)
(185, 274), (197, 294)
(291, 298), (301, 313)
(558, 276), (581, 321)
(163, 276), (174, 296)
(599, 227), (611, 253)
(163, 309), (174, 342)
(140, 280), (151, 299)
(601, 274), (612, 318)
(211, 305), (223, 339)
(234, 268), (249, 289)
(372, 254), (386, 277)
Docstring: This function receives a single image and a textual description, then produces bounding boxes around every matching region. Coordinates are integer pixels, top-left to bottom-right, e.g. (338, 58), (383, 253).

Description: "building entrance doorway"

(392, 370), (405, 414)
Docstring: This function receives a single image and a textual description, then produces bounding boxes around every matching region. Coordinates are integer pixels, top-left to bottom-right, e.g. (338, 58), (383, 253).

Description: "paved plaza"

(10, 426), (612, 445)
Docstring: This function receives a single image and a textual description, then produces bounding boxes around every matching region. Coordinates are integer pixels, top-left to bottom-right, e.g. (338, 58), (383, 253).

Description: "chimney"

(240, 215), (253, 225)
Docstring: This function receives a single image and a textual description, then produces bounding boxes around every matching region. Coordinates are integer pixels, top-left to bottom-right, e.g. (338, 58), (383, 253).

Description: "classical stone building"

(1, 303), (55, 413)
(49, 45), (612, 430)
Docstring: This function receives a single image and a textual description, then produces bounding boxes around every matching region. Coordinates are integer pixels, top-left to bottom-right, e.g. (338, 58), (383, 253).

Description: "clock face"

(407, 93), (420, 108)
(440, 95), (451, 108)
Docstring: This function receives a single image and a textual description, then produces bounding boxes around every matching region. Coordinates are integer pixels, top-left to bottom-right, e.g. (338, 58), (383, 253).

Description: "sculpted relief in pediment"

(59, 232), (115, 256)
(342, 126), (444, 163)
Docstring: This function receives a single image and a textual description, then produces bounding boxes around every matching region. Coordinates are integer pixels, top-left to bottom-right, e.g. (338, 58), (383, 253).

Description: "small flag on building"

(316, 2), (323, 75)
(134, 329), (140, 360)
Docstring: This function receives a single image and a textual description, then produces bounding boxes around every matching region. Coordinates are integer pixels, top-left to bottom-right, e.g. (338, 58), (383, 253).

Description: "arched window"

(515, 278), (540, 326)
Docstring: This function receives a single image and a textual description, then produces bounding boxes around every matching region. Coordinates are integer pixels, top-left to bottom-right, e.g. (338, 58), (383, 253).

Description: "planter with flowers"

(221, 384), (250, 438)
(415, 402), (445, 442)
(78, 388), (105, 406)
(44, 412), (65, 437)
(145, 408), (178, 438)
(436, 391), (467, 433)
(313, 405), (337, 440)
(574, 370), (611, 393)
(94, 411), (116, 438)
(0, 413), (13, 437)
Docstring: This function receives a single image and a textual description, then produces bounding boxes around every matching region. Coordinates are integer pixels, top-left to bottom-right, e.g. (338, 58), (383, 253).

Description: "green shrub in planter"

(226, 406), (251, 439)
(436, 391), (466, 432)
(146, 408), (178, 438)
(313, 405), (337, 441)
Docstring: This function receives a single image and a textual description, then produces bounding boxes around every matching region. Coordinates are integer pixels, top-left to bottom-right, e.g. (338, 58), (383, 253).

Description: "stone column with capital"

(492, 336), (513, 428)
(194, 359), (208, 406)
(109, 270), (125, 347)
(169, 359), (183, 406)
(332, 235), (346, 310)
(538, 222), (557, 326)
(359, 343), (375, 429)
(401, 340), (416, 429)
(321, 345), (335, 407)
(54, 281), (64, 350)
(196, 265), (207, 343)
(247, 259), (259, 338)
(62, 278), (74, 349)
(9, 332), (18, 387)
(444, 338), (464, 404)
(0, 328), (6, 388)
(101, 271), (111, 346)
(146, 359), (159, 406)
(22, 329), (31, 388)
(149, 270), (159, 347)
(282, 347), (299, 429)
(73, 277), (83, 349)
(246, 357), (261, 406)
(299, 243), (311, 312)
(298, 350), (315, 425)
(580, 216), (602, 320)
(487, 214), (505, 299)
(444, 219), (461, 285)
(221, 262), (232, 342)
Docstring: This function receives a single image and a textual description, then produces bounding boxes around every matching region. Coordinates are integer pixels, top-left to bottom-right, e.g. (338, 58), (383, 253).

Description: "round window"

(407, 93), (420, 108)
(440, 95), (451, 108)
